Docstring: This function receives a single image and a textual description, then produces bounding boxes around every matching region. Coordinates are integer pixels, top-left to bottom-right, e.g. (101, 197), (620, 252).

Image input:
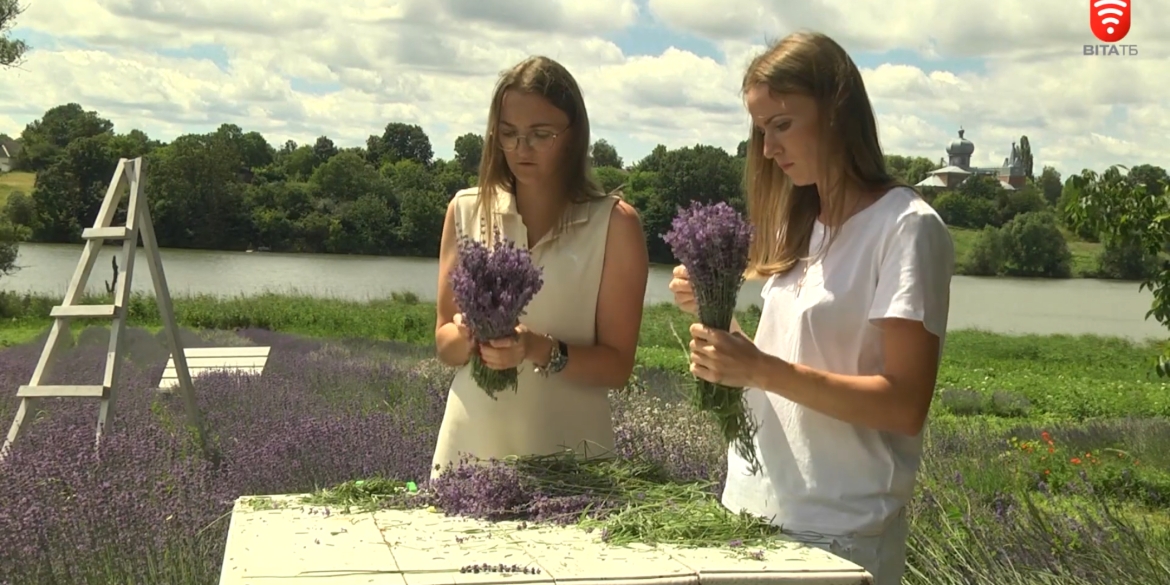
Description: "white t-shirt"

(720, 186), (955, 537)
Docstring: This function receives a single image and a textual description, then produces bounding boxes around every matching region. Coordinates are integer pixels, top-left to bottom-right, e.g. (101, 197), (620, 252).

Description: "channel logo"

(1090, 0), (1131, 43)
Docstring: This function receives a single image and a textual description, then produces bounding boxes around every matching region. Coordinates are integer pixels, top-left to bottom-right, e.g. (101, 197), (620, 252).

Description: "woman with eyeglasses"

(430, 56), (650, 478)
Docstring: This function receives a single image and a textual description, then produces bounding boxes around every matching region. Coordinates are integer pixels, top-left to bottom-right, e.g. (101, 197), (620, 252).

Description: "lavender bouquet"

(449, 229), (544, 398)
(662, 201), (761, 472)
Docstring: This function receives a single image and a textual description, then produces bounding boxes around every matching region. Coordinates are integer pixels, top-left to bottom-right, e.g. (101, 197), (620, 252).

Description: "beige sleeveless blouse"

(429, 187), (620, 478)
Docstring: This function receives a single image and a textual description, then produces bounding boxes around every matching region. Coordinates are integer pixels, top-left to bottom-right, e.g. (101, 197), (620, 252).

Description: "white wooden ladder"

(1, 157), (210, 459)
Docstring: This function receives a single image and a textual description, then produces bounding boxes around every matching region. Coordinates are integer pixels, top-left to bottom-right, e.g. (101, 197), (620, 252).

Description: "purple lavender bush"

(449, 230), (543, 398)
(0, 327), (450, 585)
(661, 201), (761, 472)
(1, 323), (1167, 584)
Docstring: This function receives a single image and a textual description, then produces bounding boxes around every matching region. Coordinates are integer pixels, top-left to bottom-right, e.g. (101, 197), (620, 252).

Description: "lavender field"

(1, 323), (1169, 585)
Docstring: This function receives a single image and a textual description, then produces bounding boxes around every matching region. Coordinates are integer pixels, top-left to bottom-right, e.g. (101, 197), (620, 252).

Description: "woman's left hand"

(478, 325), (533, 370)
(688, 323), (766, 388)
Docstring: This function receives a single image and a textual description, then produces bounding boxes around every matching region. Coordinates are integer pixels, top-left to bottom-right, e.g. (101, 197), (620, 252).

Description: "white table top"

(217, 494), (872, 585)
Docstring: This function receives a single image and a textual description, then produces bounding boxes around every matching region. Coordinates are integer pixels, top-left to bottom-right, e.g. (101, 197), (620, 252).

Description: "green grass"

(3, 290), (1167, 421)
(0, 171), (34, 210)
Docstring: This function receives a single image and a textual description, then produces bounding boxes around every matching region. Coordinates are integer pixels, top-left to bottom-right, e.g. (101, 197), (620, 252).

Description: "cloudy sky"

(1, 0), (1166, 179)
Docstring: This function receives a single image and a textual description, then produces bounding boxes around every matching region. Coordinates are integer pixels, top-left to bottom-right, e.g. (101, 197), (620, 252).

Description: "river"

(1, 243), (1163, 341)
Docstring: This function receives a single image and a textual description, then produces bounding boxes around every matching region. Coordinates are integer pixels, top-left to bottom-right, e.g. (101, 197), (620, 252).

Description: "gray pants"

(782, 508), (910, 585)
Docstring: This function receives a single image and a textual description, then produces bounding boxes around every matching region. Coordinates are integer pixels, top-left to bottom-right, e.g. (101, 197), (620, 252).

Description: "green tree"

(312, 136), (338, 166)
(963, 226), (1005, 276)
(997, 210), (1072, 278)
(957, 174), (1001, 202)
(1018, 135), (1034, 181)
(932, 191), (997, 229)
(453, 133), (483, 176)
(1038, 166), (1062, 205)
(1097, 237), (1159, 281)
(0, 0), (27, 68)
(1065, 164), (1170, 372)
(591, 139), (622, 169)
(17, 103), (114, 171)
(29, 133), (126, 241)
(994, 183), (1047, 226)
(372, 122), (434, 167)
(0, 219), (22, 280)
(594, 166), (627, 193)
(311, 150), (390, 204)
(146, 133), (251, 249)
(3, 189), (32, 226)
(885, 154), (937, 186)
(626, 144), (742, 263)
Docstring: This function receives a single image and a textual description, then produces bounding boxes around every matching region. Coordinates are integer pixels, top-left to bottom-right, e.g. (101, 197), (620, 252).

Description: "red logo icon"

(1090, 0), (1131, 43)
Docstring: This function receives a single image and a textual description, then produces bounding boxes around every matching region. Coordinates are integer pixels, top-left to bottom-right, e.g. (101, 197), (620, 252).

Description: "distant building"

(0, 137), (20, 173)
(915, 129), (1027, 191)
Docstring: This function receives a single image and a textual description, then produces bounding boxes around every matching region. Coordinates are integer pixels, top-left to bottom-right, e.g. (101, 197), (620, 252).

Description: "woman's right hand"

(668, 265), (698, 316)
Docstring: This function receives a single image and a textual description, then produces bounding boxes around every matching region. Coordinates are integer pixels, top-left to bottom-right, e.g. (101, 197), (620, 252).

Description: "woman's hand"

(668, 265), (698, 316)
(688, 323), (768, 388)
(478, 325), (539, 370)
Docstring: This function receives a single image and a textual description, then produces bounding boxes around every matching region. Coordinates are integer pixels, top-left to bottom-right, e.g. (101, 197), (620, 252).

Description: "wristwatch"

(534, 335), (569, 377)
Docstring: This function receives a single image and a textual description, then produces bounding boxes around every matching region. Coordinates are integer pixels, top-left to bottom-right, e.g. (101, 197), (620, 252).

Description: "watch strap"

(535, 335), (568, 376)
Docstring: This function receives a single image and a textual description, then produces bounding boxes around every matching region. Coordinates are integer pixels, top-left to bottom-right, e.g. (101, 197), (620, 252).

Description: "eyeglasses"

(496, 127), (565, 152)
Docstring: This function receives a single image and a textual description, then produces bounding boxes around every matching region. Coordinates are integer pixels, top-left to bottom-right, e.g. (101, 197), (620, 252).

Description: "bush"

(963, 225), (1006, 275)
(995, 185), (1048, 226)
(1096, 237), (1161, 281)
(3, 190), (34, 227)
(0, 219), (26, 280)
(594, 166), (628, 193)
(933, 191), (998, 229)
(999, 211), (1073, 277)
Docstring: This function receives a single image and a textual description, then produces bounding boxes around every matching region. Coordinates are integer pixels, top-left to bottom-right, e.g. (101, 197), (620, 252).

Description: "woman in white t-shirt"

(669, 31), (954, 585)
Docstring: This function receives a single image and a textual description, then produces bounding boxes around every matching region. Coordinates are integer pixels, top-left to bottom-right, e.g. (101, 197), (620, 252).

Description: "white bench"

(158, 346), (271, 391)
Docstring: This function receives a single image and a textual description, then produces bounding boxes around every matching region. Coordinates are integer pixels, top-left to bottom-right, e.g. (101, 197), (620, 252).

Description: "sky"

(1, 0), (1167, 180)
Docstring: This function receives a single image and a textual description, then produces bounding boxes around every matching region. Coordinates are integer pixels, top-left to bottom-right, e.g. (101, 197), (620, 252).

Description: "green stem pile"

(305, 452), (782, 550)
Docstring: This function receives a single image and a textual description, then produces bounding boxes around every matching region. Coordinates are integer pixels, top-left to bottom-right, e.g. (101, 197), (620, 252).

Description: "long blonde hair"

(742, 31), (903, 279)
(476, 56), (608, 240)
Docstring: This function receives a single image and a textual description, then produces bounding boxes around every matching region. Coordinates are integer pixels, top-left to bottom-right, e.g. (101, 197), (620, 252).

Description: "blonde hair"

(741, 31), (905, 279)
(476, 56), (609, 240)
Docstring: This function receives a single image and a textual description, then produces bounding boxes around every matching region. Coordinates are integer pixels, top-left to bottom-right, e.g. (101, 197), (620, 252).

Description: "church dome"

(947, 129), (974, 156)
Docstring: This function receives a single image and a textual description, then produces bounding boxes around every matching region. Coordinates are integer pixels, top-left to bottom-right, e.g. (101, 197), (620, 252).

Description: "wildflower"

(449, 229), (544, 398)
(662, 201), (761, 472)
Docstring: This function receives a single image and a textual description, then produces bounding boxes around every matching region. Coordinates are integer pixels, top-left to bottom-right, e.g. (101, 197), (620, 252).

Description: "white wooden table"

(217, 494), (873, 585)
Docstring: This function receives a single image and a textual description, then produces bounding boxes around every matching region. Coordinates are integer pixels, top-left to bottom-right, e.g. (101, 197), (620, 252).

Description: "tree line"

(0, 103), (1166, 281)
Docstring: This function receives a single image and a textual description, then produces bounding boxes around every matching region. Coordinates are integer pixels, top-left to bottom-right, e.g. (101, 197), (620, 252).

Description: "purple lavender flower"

(661, 201), (761, 472)
(449, 229), (544, 397)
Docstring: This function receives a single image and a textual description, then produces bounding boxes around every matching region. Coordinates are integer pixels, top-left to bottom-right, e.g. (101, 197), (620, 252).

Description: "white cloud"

(0, 0), (1166, 180)
(649, 0), (1167, 57)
